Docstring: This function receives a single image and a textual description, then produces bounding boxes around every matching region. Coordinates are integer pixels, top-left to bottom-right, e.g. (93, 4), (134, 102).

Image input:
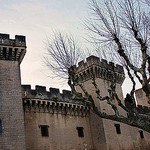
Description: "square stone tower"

(73, 56), (143, 150)
(0, 33), (26, 150)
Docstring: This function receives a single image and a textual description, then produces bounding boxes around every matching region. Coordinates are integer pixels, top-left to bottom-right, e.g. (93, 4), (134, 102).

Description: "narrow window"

(3, 47), (6, 59)
(14, 48), (18, 60)
(39, 125), (49, 137)
(114, 124), (121, 134)
(76, 127), (84, 137)
(0, 119), (2, 136)
(8, 48), (12, 60)
(139, 130), (144, 139)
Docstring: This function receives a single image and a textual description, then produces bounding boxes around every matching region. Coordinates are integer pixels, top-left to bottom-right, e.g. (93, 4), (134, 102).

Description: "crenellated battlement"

(22, 85), (72, 101)
(0, 33), (26, 63)
(137, 105), (150, 114)
(22, 85), (89, 116)
(0, 33), (26, 47)
(73, 55), (125, 84)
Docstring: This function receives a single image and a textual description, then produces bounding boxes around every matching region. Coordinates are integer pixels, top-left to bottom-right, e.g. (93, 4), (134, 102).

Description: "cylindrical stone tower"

(0, 33), (26, 150)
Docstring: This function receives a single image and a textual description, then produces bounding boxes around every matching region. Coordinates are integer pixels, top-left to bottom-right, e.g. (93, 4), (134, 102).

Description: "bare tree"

(44, 1), (150, 133)
(145, 0), (150, 6)
(85, 0), (150, 102)
(44, 32), (82, 79)
(68, 0), (150, 133)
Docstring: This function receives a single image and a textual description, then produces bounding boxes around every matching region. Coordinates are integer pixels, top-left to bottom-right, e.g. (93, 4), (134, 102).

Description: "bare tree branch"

(44, 32), (82, 79)
(71, 67), (150, 133)
(44, 0), (150, 134)
(86, 0), (150, 103)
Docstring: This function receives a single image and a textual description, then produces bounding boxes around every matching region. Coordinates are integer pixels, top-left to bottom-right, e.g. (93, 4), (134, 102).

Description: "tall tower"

(0, 33), (26, 150)
(74, 56), (140, 150)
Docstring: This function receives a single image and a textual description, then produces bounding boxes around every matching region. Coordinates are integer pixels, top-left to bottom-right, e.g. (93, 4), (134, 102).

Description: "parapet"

(137, 105), (150, 114)
(22, 85), (89, 116)
(0, 33), (26, 47)
(73, 55), (125, 84)
(22, 85), (71, 100)
(0, 33), (26, 63)
(22, 84), (87, 104)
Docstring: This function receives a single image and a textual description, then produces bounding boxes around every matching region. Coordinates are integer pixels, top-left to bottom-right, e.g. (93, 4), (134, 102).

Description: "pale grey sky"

(0, 0), (89, 90)
(0, 0), (138, 95)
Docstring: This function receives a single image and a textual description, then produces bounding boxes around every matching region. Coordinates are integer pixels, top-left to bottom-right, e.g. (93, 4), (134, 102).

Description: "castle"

(0, 33), (150, 150)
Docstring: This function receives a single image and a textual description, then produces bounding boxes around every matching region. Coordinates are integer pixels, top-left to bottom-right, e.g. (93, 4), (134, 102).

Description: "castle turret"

(73, 55), (125, 107)
(0, 33), (26, 150)
(73, 56), (141, 150)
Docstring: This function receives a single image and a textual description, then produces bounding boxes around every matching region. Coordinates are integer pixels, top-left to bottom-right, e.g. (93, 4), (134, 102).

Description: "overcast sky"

(0, 0), (137, 95)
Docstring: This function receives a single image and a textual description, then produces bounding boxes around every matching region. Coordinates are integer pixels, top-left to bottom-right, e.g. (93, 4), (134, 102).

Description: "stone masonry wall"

(0, 33), (26, 150)
(0, 60), (26, 150)
(25, 112), (93, 150)
(74, 55), (150, 150)
(22, 85), (93, 150)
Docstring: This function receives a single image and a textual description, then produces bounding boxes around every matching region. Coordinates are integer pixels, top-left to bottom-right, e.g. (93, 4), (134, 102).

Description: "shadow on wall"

(108, 141), (150, 150)
(119, 141), (150, 150)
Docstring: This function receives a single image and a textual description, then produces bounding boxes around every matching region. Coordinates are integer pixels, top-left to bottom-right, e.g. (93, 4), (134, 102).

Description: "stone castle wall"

(0, 32), (150, 150)
(22, 56), (150, 150)
(73, 55), (150, 150)
(22, 85), (93, 150)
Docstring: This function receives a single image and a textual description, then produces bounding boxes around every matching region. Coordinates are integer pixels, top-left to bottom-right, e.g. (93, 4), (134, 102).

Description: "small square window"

(114, 124), (121, 134)
(39, 125), (49, 137)
(76, 127), (84, 137)
(139, 130), (144, 139)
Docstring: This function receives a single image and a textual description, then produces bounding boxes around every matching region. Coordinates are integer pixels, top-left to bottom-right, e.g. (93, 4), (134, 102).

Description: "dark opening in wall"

(14, 48), (18, 60)
(114, 124), (121, 134)
(0, 119), (2, 136)
(76, 127), (84, 137)
(18, 49), (24, 60)
(8, 48), (12, 60)
(3, 47), (6, 59)
(139, 130), (144, 139)
(39, 125), (49, 137)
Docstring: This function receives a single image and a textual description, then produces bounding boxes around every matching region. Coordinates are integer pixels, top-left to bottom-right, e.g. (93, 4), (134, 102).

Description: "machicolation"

(137, 105), (150, 114)
(0, 33), (26, 63)
(73, 55), (125, 84)
(22, 85), (89, 116)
